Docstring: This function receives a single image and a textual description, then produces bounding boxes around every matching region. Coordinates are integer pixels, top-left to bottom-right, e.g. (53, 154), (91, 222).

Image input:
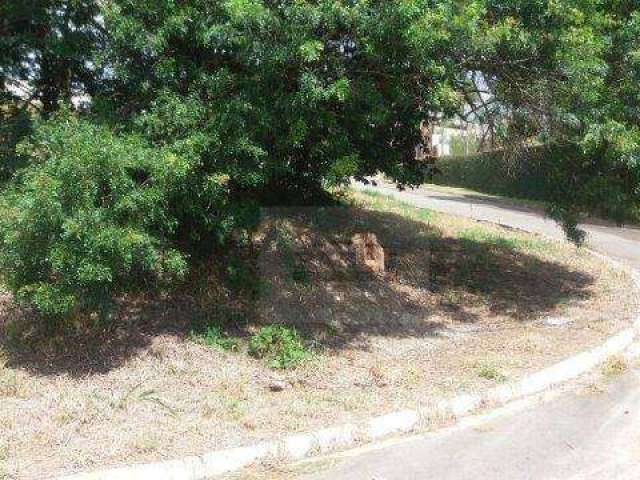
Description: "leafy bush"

(100, 0), (463, 199)
(434, 147), (564, 202)
(476, 361), (508, 383)
(249, 325), (309, 369)
(2, 0), (638, 321)
(0, 114), (188, 319)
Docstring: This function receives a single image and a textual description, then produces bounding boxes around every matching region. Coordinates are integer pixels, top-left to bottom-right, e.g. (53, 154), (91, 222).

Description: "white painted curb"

(58, 200), (640, 480)
(59, 285), (640, 480)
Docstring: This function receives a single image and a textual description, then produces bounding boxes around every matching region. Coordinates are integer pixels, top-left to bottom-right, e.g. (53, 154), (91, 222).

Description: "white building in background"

(431, 127), (455, 157)
(432, 123), (485, 157)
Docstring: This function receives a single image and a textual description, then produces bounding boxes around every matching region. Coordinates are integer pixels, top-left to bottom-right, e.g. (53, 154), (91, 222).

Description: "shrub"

(0, 113), (188, 320)
(249, 324), (309, 369)
(434, 147), (561, 202)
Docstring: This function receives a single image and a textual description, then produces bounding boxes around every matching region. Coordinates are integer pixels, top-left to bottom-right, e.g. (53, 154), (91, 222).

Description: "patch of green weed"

(459, 227), (548, 253)
(476, 361), (508, 382)
(359, 190), (434, 223)
(601, 356), (628, 377)
(190, 325), (239, 352)
(249, 324), (310, 369)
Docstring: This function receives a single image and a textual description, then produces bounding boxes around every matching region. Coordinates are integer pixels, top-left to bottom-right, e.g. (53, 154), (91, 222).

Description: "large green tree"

(1, 0), (638, 318)
(101, 0), (464, 187)
(95, 0), (471, 244)
(456, 0), (640, 237)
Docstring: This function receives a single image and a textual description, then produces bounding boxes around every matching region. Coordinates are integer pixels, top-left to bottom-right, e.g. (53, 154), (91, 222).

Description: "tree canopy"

(1, 0), (638, 318)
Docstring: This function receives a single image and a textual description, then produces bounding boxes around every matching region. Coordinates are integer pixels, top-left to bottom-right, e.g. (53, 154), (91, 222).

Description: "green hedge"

(433, 145), (640, 224)
(433, 146), (572, 202)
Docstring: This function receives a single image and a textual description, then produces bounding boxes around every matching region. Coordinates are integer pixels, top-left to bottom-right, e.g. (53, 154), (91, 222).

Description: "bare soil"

(1, 190), (637, 479)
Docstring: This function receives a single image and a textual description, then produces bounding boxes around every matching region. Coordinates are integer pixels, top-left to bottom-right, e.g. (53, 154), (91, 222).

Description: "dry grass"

(1, 190), (638, 479)
(601, 356), (629, 377)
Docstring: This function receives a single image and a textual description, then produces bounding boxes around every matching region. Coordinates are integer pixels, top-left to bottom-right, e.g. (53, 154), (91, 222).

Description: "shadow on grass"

(0, 205), (594, 377)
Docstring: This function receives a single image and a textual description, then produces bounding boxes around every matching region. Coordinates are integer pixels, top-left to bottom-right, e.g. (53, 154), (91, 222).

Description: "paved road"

(295, 183), (640, 480)
(354, 182), (640, 271)
(300, 369), (640, 480)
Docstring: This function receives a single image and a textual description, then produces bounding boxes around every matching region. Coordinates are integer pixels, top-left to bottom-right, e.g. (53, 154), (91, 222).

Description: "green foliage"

(0, 106), (32, 184)
(100, 0), (465, 197)
(0, 113), (188, 319)
(249, 324), (309, 369)
(435, 149), (551, 202)
(460, 0), (640, 231)
(190, 325), (238, 352)
(458, 227), (548, 253)
(1, 0), (639, 319)
(101, 0), (631, 231)
(435, 145), (640, 229)
(476, 361), (508, 383)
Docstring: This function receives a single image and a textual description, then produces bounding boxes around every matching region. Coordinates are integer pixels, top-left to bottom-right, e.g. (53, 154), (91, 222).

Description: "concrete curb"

(58, 203), (640, 480)
(60, 294), (640, 480)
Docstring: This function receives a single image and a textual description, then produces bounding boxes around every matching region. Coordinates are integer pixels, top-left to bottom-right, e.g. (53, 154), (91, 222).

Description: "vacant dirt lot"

(1, 190), (638, 479)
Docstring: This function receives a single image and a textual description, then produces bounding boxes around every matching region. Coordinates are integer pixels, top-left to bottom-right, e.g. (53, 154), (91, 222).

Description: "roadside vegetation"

(1, 190), (637, 479)
(434, 147), (640, 225)
(2, 0), (640, 322)
(1, 1), (639, 477)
